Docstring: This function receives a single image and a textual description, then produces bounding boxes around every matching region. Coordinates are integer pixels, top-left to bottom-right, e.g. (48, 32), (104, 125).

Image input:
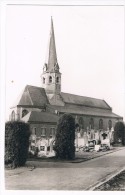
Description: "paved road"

(5, 148), (125, 190)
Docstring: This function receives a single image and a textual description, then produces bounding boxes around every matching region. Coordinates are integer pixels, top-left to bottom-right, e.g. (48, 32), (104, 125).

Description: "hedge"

(114, 121), (125, 145)
(54, 113), (75, 160)
(5, 121), (31, 168)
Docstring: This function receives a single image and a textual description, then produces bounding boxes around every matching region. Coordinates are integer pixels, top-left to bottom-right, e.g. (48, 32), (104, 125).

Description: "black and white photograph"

(1, 0), (125, 192)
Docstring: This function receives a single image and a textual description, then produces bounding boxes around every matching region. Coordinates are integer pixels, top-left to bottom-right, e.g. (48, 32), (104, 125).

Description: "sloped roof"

(12, 85), (112, 110)
(11, 85), (49, 108)
(47, 104), (122, 119)
(11, 85), (122, 119)
(21, 111), (59, 123)
(61, 92), (111, 109)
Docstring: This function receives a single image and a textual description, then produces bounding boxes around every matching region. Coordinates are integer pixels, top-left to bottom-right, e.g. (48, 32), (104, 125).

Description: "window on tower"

(56, 77), (59, 83)
(49, 76), (52, 83)
(43, 77), (45, 84)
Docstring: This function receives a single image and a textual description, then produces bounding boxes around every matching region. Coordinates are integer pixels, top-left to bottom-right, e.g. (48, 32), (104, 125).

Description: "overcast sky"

(5, 4), (124, 120)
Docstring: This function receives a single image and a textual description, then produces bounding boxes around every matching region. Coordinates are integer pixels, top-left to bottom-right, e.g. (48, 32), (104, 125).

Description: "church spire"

(41, 17), (62, 100)
(44, 17), (59, 73)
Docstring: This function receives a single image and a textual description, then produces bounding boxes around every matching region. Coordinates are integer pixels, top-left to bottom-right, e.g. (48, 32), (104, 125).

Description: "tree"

(5, 121), (31, 168)
(114, 121), (125, 145)
(54, 113), (75, 160)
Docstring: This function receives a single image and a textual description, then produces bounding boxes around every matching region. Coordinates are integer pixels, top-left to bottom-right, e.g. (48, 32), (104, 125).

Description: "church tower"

(41, 17), (64, 106)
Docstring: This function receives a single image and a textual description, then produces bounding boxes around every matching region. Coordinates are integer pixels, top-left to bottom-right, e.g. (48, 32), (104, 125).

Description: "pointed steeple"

(44, 17), (59, 73)
(41, 17), (62, 101)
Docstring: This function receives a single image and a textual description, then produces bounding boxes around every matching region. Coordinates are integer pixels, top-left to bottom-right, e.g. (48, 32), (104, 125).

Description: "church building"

(10, 17), (123, 145)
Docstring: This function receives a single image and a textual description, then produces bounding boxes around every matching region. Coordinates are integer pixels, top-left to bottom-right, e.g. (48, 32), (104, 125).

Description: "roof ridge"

(103, 99), (111, 109)
(61, 91), (104, 101)
(11, 87), (27, 108)
(26, 84), (44, 90)
(112, 112), (123, 118)
(26, 87), (34, 105)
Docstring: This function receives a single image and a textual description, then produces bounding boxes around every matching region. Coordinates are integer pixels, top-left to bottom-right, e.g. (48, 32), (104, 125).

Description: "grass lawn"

(95, 170), (125, 191)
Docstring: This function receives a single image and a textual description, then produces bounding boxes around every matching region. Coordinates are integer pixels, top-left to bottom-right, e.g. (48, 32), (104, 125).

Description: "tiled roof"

(11, 85), (122, 119)
(47, 104), (122, 119)
(11, 85), (49, 108)
(21, 111), (59, 123)
(61, 92), (111, 109)
(12, 85), (111, 111)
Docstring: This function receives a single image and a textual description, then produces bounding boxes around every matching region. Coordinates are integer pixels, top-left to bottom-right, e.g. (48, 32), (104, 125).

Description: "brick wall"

(59, 113), (119, 131)
(30, 123), (57, 139)
(75, 115), (118, 130)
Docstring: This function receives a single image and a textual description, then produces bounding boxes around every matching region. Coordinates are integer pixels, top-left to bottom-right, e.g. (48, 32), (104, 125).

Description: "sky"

(5, 4), (124, 120)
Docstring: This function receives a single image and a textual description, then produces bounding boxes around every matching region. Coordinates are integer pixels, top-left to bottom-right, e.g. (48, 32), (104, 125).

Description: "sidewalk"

(26, 147), (124, 166)
(5, 147), (125, 190)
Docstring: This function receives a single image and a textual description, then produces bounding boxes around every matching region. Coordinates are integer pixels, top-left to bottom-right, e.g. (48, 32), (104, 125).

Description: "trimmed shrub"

(54, 113), (75, 160)
(5, 121), (31, 168)
(114, 121), (125, 145)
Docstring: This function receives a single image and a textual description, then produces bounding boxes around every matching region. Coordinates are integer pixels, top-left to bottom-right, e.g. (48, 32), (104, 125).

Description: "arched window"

(49, 76), (52, 83)
(33, 127), (36, 135)
(22, 109), (28, 118)
(11, 110), (15, 121)
(50, 128), (55, 137)
(41, 128), (46, 137)
(79, 117), (84, 129)
(99, 119), (103, 130)
(108, 120), (112, 130)
(43, 77), (45, 84)
(56, 77), (59, 83)
(89, 118), (94, 129)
